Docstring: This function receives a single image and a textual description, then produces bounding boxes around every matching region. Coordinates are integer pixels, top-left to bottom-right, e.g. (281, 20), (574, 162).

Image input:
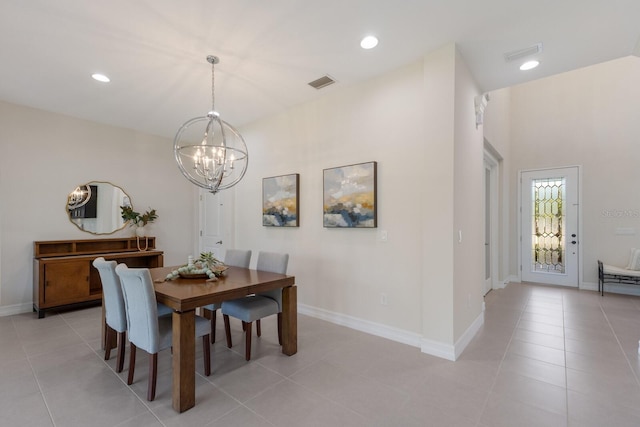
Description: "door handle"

(216, 240), (223, 244)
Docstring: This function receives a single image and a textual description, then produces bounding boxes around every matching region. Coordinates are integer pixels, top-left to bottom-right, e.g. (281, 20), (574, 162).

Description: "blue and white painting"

(323, 161), (377, 228)
(262, 174), (299, 227)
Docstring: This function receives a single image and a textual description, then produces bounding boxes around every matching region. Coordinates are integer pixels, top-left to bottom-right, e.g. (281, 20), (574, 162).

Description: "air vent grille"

(504, 43), (543, 62)
(308, 75), (336, 89)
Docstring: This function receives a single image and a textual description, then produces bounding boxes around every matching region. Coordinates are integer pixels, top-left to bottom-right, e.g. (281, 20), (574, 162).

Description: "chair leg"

(223, 314), (233, 348)
(104, 326), (114, 360)
(277, 313), (283, 346)
(204, 308), (217, 344)
(127, 344), (137, 385)
(116, 331), (126, 373)
(202, 335), (211, 376)
(256, 319), (262, 337)
(244, 322), (252, 361)
(211, 310), (217, 344)
(148, 353), (158, 401)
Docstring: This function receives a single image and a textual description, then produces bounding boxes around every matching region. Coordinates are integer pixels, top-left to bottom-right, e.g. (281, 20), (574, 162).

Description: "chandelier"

(67, 185), (91, 210)
(174, 55), (248, 194)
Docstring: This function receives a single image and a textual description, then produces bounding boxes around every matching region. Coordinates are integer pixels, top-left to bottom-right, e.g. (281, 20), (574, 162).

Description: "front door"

(520, 167), (579, 287)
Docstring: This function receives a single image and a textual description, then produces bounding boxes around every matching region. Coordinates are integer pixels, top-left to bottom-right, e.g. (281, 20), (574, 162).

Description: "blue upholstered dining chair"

(115, 264), (211, 401)
(201, 249), (252, 343)
(92, 257), (172, 373)
(221, 251), (289, 360)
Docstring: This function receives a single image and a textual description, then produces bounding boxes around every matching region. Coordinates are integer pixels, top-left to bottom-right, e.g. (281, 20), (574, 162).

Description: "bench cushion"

(602, 264), (640, 277)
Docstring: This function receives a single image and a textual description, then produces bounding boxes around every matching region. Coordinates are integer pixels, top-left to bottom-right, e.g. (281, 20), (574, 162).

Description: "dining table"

(149, 265), (297, 413)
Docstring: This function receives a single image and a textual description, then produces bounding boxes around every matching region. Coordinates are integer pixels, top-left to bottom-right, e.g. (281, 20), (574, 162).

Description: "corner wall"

(506, 56), (640, 290)
(0, 101), (196, 313)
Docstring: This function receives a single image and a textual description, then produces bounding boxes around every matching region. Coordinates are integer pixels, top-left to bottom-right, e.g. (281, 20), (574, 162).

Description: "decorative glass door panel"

(532, 177), (565, 274)
(521, 167), (579, 287)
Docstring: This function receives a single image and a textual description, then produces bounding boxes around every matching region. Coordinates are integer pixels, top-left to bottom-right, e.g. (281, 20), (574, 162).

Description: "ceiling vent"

(308, 75), (336, 90)
(504, 43), (543, 62)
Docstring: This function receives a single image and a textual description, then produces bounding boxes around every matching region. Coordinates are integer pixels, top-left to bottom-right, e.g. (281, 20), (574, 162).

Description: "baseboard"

(505, 274), (520, 284)
(0, 302), (34, 317)
(579, 281), (598, 292)
(454, 310), (485, 360)
(299, 303), (484, 362)
(298, 304), (423, 348)
(420, 338), (456, 361)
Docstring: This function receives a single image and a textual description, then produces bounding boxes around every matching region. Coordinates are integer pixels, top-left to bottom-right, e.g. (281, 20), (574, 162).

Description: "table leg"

(281, 285), (297, 356)
(172, 309), (195, 413)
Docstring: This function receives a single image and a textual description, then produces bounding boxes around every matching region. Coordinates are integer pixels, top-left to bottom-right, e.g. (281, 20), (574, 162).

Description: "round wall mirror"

(66, 181), (131, 235)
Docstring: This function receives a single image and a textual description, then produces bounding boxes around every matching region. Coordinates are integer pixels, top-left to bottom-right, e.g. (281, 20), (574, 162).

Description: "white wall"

(0, 101), (196, 313)
(236, 60), (426, 336)
(483, 88), (513, 284)
(504, 56), (640, 289)
(234, 44), (484, 359)
(0, 46), (489, 359)
(452, 49), (485, 346)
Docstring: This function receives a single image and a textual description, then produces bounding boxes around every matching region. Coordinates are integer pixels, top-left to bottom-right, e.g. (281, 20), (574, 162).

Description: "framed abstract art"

(323, 161), (377, 228)
(262, 173), (300, 227)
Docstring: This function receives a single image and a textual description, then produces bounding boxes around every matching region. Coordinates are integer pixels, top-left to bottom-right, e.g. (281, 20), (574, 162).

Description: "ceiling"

(1, 1), (639, 139)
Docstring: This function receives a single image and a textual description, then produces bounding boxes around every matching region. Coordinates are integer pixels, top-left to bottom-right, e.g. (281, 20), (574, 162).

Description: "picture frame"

(262, 173), (300, 227)
(323, 161), (377, 228)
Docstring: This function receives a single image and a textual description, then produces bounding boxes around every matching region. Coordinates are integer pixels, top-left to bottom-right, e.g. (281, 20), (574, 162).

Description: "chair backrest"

(224, 249), (252, 268)
(93, 257), (127, 333)
(256, 251), (289, 309)
(115, 264), (161, 354)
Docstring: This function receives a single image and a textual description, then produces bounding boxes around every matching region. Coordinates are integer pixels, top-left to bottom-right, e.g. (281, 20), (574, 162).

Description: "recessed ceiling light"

(520, 60), (540, 71)
(91, 73), (110, 83)
(360, 35), (378, 49)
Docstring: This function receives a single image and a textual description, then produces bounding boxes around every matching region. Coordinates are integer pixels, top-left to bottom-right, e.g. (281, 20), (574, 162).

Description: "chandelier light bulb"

(174, 55), (248, 194)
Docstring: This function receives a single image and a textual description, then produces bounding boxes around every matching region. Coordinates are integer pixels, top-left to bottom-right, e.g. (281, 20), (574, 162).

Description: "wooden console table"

(33, 237), (163, 318)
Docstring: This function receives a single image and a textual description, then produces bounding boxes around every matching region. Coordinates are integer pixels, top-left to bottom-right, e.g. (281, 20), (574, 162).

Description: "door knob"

(571, 240), (577, 244)
(571, 233), (577, 238)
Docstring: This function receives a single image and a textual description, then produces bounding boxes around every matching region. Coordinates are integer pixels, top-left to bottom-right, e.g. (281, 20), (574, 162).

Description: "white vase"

(135, 225), (146, 237)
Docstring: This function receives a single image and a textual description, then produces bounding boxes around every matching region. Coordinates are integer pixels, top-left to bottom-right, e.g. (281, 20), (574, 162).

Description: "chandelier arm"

(174, 55), (248, 194)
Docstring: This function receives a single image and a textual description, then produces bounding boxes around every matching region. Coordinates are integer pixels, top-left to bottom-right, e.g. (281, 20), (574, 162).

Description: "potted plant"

(120, 206), (158, 237)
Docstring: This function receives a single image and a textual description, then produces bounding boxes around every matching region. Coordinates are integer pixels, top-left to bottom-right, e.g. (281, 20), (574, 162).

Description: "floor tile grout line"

(562, 290), (570, 427)
(597, 297), (640, 391)
(474, 289), (533, 427)
(58, 311), (170, 427)
(12, 313), (60, 427)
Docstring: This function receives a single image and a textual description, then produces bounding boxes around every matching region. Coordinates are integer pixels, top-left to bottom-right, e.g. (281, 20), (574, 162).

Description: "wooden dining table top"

(149, 265), (295, 312)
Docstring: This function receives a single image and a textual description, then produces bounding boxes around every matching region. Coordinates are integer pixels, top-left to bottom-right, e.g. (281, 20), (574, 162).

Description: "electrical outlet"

(380, 230), (388, 242)
(380, 293), (388, 306)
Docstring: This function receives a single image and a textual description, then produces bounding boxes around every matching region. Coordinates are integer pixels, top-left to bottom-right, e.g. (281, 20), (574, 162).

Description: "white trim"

(484, 149), (500, 293)
(506, 274), (520, 284)
(0, 303), (33, 317)
(420, 338), (456, 361)
(298, 304), (422, 348)
(299, 303), (484, 362)
(454, 310), (485, 360)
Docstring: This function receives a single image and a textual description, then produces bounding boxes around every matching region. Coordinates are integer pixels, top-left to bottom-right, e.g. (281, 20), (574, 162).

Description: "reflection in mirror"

(66, 181), (131, 235)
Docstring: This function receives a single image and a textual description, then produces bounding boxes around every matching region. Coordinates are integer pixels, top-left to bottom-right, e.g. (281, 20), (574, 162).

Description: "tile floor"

(2, 282), (640, 426)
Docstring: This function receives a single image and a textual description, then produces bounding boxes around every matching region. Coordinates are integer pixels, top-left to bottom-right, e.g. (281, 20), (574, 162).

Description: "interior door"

(520, 167), (579, 287)
(484, 150), (499, 295)
(198, 189), (225, 260)
(484, 165), (492, 295)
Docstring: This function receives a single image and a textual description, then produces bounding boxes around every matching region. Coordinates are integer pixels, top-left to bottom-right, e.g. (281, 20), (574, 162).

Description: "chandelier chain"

(211, 60), (215, 113)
